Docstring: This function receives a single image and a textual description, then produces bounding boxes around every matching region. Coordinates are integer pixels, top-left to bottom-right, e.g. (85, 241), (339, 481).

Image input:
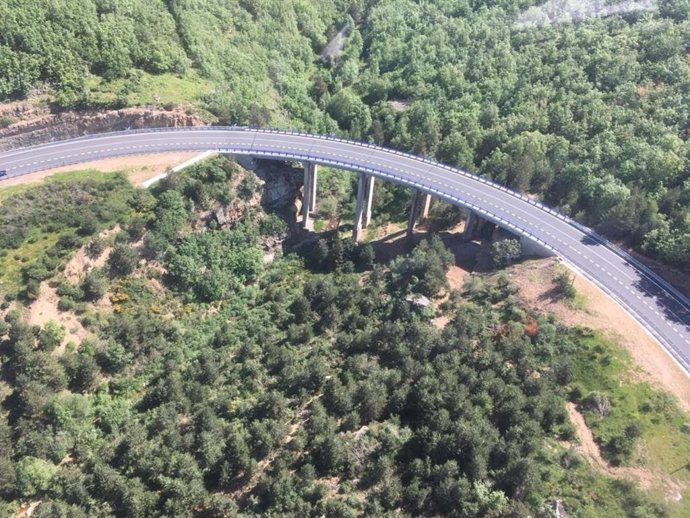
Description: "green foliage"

(554, 268), (577, 300)
(3, 0), (690, 269)
(39, 321), (65, 352)
(327, 89), (372, 139)
(2, 4), (690, 515)
(491, 238), (523, 269)
(15, 457), (57, 498)
(108, 244), (139, 277)
(259, 213), (287, 237)
(81, 269), (108, 302)
(0, 185), (680, 517)
(151, 190), (189, 242)
(166, 227), (263, 301)
(0, 173), (136, 294)
(389, 235), (454, 296)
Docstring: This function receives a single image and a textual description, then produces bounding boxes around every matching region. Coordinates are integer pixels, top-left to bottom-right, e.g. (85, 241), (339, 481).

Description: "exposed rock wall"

(0, 106), (203, 151)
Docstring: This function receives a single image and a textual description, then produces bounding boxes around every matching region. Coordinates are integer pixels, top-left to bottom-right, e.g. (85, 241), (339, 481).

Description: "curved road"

(1, 127), (689, 373)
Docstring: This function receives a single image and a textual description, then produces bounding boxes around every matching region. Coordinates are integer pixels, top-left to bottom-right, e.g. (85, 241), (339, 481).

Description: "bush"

(259, 214), (286, 237)
(166, 228), (262, 301)
(357, 244), (376, 270)
(491, 239), (522, 269)
(86, 238), (106, 259)
(554, 269), (577, 300)
(389, 235), (454, 296)
(39, 321), (65, 351)
(24, 278), (42, 301)
(15, 457), (57, 498)
(585, 392), (612, 417)
(108, 244), (139, 277)
(82, 269), (108, 301)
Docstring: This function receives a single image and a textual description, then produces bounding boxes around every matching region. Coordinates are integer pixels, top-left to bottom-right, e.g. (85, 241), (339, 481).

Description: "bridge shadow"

(633, 275), (690, 330)
(578, 234), (690, 331)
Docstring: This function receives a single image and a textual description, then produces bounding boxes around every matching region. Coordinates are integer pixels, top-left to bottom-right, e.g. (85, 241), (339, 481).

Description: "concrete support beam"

(407, 190), (421, 239)
(353, 173), (376, 241)
(352, 173), (367, 241)
(463, 209), (476, 242)
(308, 162), (318, 212)
(363, 175), (375, 229)
(302, 163), (315, 229)
(420, 193), (432, 222)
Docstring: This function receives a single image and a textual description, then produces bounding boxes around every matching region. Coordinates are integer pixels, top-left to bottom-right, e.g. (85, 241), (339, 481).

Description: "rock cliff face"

(0, 105), (203, 151)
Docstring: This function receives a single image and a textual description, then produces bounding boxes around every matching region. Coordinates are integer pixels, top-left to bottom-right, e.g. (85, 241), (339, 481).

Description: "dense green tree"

(108, 244), (139, 277)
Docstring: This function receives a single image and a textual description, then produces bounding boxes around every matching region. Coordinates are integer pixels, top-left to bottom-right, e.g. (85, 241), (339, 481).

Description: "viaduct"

(0, 127), (688, 374)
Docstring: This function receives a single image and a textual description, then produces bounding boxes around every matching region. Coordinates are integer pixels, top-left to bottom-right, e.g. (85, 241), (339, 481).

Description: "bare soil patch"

(566, 402), (685, 499)
(511, 258), (690, 410)
(63, 226), (119, 283)
(28, 282), (87, 352)
(14, 500), (41, 518)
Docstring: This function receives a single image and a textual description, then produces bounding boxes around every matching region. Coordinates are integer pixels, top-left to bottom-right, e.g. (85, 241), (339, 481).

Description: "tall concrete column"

(463, 209), (475, 241)
(308, 162), (318, 212)
(302, 164), (314, 229)
(363, 175), (375, 229)
(420, 193), (432, 222)
(407, 190), (421, 238)
(353, 173), (376, 240)
(352, 173), (367, 241)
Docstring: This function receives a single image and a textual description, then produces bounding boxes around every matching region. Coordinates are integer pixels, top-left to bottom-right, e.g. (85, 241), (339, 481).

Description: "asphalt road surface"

(1, 127), (689, 374)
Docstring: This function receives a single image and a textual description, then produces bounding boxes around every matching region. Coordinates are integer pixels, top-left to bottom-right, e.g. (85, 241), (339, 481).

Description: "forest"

(2, 1), (690, 516)
(0, 0), (689, 268)
(1, 158), (687, 517)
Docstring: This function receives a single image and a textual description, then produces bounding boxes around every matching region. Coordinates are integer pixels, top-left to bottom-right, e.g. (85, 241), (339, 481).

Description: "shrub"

(108, 244), (139, 277)
(166, 228), (262, 301)
(491, 239), (522, 269)
(39, 321), (65, 351)
(82, 269), (108, 301)
(554, 269), (577, 300)
(259, 213), (286, 237)
(86, 238), (106, 259)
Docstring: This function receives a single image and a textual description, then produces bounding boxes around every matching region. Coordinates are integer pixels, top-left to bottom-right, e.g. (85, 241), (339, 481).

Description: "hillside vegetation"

(0, 160), (689, 517)
(1, 1), (689, 269)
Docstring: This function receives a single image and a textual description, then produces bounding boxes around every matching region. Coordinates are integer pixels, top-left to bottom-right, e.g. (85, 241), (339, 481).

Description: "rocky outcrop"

(0, 106), (204, 151)
(254, 160), (303, 209)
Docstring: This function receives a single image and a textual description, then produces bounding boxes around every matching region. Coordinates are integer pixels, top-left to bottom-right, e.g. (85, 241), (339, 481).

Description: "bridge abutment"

(520, 235), (556, 258)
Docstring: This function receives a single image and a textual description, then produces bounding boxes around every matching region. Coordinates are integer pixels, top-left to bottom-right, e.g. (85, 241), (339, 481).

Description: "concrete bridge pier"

(463, 209), (476, 241)
(353, 173), (375, 241)
(364, 175), (375, 229)
(302, 162), (318, 229)
(407, 190), (422, 239)
(420, 193), (432, 223)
